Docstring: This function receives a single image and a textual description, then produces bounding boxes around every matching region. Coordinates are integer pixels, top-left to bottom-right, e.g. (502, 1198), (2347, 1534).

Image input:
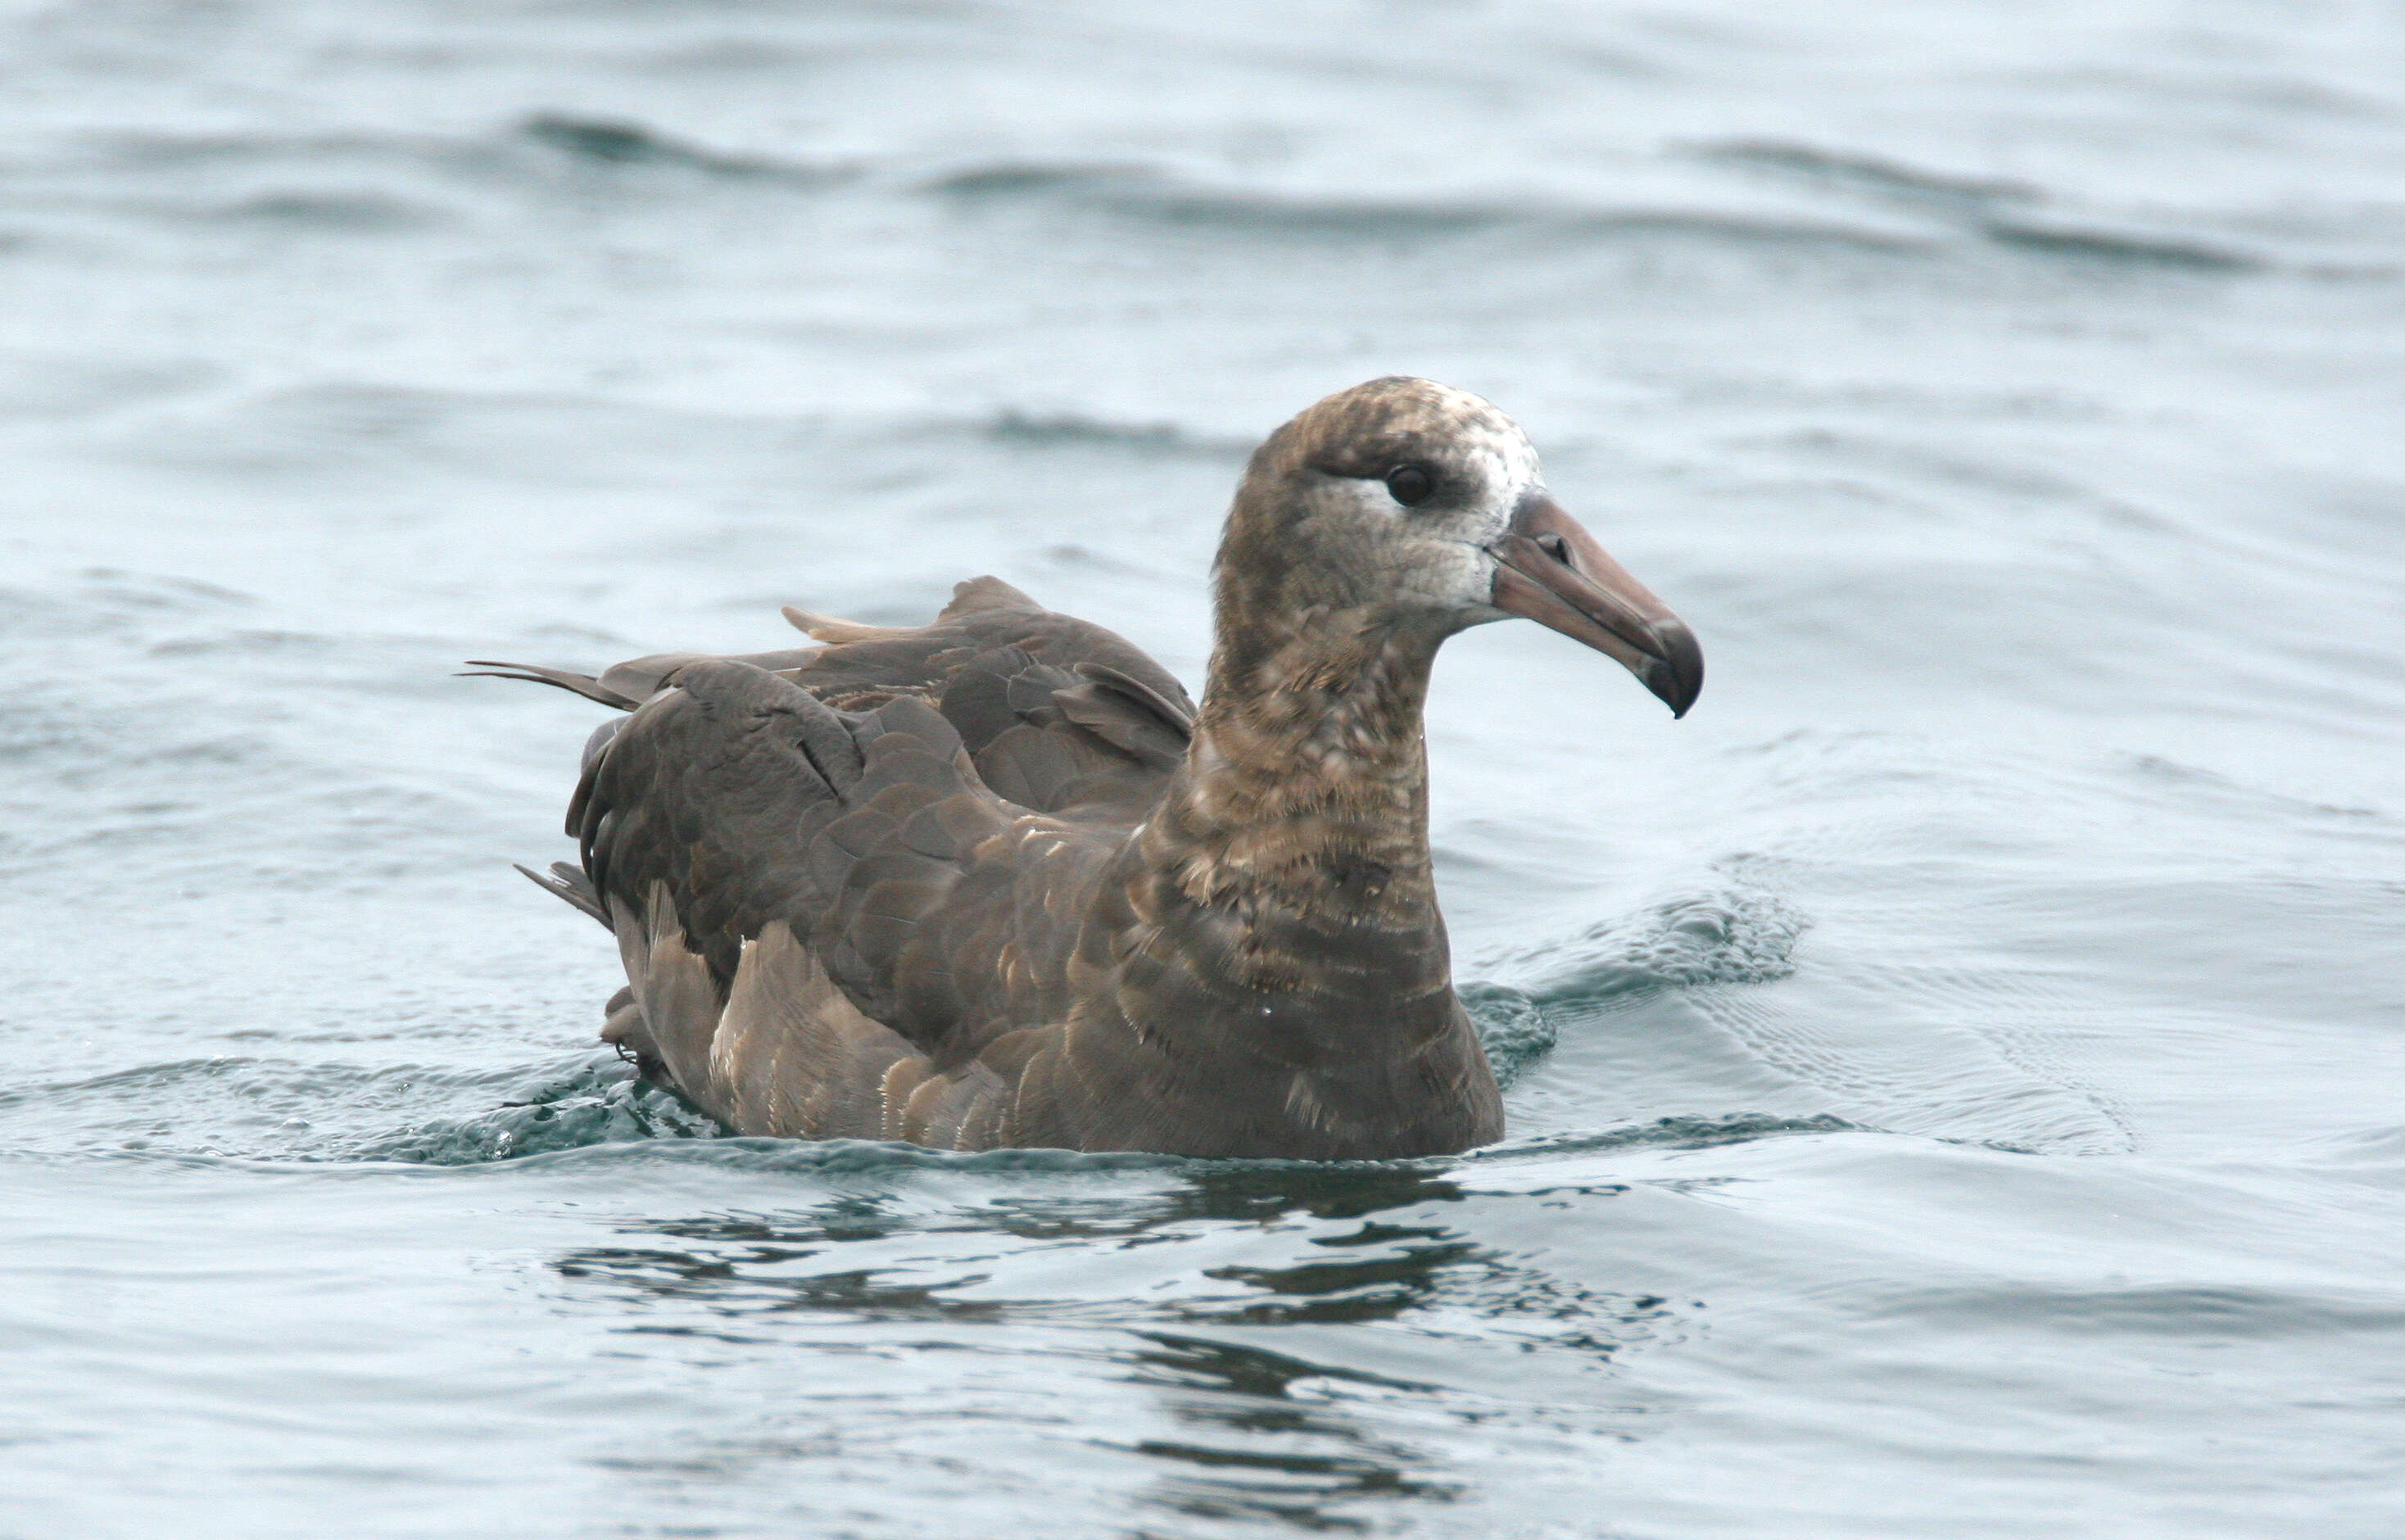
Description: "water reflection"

(1121, 1333), (1460, 1533)
(1173, 1158), (1467, 1223)
(550, 1160), (1690, 1345)
(547, 1159), (1695, 1529)
(1191, 1234), (1480, 1326)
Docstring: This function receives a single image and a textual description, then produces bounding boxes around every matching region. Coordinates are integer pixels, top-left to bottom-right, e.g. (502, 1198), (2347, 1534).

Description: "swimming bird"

(474, 377), (1701, 1159)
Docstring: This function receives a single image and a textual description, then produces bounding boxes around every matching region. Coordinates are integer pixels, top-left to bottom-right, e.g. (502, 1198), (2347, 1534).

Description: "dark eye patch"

(1384, 464), (1436, 506)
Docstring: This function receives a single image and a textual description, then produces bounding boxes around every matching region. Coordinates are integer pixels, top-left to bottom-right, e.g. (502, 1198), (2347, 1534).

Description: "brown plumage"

(473, 378), (1701, 1158)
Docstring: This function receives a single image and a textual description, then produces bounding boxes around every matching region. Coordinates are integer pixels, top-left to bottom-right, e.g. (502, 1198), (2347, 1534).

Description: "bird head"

(1222, 376), (1702, 717)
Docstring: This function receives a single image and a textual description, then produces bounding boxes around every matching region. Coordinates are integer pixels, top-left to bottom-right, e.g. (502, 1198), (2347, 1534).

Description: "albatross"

(475, 377), (1701, 1159)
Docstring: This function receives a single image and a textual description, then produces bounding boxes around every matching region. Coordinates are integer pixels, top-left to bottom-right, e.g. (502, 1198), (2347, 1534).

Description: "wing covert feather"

(567, 648), (1144, 1137)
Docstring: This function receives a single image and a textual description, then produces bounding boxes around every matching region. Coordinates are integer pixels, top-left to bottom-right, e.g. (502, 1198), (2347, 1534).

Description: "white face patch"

(1286, 381), (1547, 619)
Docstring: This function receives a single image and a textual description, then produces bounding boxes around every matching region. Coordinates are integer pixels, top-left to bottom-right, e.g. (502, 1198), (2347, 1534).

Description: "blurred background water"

(5, 2), (2404, 1535)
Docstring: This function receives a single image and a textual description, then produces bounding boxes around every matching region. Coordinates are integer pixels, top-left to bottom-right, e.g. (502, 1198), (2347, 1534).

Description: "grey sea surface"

(7, 2), (2404, 1536)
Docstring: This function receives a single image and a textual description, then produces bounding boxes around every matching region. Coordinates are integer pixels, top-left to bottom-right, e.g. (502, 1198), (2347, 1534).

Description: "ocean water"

(6, 1), (2404, 1535)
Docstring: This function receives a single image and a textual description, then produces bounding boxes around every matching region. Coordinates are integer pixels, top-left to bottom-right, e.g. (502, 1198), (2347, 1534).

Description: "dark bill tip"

(1635, 614), (1705, 718)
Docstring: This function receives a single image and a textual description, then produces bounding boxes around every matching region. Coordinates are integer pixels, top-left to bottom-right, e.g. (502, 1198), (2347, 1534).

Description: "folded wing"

(478, 578), (1196, 1146)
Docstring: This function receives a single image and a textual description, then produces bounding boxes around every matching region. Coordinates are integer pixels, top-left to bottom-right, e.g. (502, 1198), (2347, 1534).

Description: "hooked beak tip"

(1646, 616), (1705, 718)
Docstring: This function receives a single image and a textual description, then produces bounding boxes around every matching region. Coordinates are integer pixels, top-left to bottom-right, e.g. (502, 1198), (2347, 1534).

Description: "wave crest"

(1497, 876), (1808, 1007)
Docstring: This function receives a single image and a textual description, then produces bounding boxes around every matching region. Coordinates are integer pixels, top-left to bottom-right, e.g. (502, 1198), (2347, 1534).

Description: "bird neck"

(1151, 597), (1450, 922)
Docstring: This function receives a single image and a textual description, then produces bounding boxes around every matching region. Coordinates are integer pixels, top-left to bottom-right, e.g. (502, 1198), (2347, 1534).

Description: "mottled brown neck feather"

(1136, 490), (1459, 972)
(1180, 602), (1443, 902)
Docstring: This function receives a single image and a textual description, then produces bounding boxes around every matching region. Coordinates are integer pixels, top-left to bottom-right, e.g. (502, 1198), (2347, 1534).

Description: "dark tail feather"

(462, 662), (642, 712)
(517, 861), (609, 926)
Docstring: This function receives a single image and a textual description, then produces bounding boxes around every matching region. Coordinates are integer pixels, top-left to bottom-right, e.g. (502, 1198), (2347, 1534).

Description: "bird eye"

(1384, 464), (1436, 506)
